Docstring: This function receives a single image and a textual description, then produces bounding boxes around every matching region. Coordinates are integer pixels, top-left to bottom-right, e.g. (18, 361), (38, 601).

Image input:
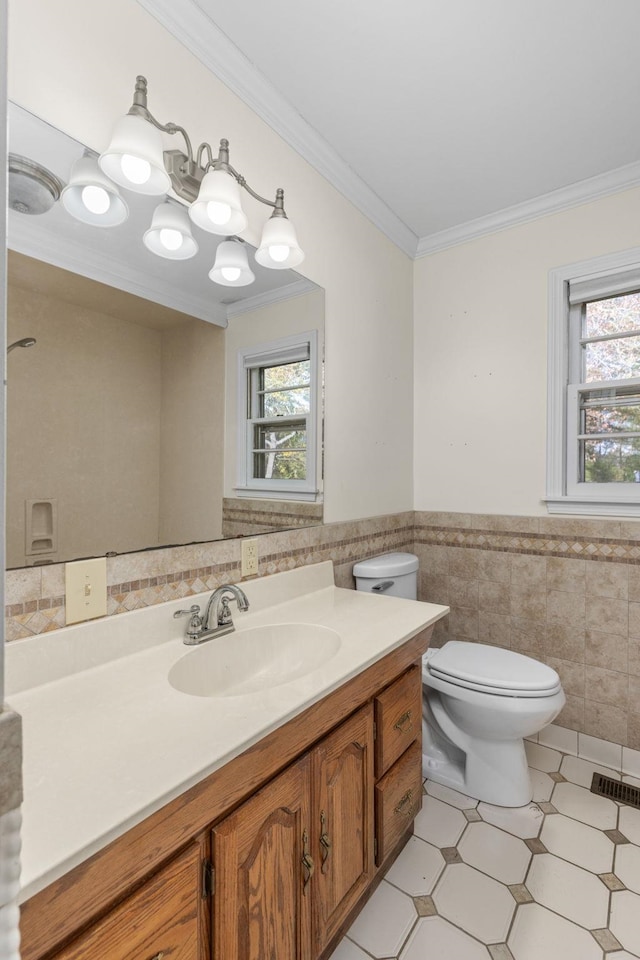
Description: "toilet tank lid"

(428, 641), (560, 692)
(353, 552), (418, 578)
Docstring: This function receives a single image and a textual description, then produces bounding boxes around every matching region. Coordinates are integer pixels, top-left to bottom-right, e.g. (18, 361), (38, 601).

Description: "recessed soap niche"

(25, 498), (57, 563)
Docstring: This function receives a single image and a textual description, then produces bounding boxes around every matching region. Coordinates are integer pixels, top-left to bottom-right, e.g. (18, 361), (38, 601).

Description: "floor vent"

(590, 772), (640, 808)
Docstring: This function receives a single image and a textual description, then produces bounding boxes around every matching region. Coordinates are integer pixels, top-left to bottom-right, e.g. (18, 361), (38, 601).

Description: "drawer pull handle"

(149, 953), (165, 960)
(394, 790), (414, 815)
(320, 810), (332, 874)
(394, 710), (412, 732)
(301, 829), (315, 895)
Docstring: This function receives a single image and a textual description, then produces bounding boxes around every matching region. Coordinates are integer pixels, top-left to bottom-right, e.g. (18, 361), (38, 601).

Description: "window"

(236, 331), (320, 500)
(547, 248), (640, 516)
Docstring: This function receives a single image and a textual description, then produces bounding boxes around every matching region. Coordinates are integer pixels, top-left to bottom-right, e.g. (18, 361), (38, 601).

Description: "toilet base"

(422, 700), (533, 807)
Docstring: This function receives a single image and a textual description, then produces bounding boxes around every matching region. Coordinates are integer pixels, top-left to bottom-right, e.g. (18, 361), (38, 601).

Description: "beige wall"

(159, 319), (225, 544)
(224, 286), (324, 499)
(413, 187), (640, 516)
(7, 280), (163, 565)
(7, 0), (415, 526)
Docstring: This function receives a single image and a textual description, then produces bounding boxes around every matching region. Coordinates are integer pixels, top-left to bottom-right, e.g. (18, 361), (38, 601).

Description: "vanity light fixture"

(61, 151), (129, 227)
(208, 237), (255, 286)
(84, 75), (305, 281)
(143, 200), (199, 260)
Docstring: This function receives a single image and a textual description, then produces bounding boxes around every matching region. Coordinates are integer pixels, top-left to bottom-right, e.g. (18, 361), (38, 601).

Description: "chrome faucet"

(174, 583), (250, 645)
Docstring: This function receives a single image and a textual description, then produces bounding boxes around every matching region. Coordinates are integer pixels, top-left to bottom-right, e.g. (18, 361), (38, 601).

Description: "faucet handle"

(173, 604), (204, 641)
(173, 604), (201, 620)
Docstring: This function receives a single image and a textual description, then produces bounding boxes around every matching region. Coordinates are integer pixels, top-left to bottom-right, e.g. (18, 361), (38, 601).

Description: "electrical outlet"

(241, 538), (259, 577)
(65, 557), (107, 624)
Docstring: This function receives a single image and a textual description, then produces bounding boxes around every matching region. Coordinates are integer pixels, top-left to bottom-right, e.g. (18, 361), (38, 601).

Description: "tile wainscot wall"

(6, 510), (640, 749)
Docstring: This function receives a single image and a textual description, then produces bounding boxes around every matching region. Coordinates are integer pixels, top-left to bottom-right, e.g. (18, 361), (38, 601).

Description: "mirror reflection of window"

(238, 332), (321, 500)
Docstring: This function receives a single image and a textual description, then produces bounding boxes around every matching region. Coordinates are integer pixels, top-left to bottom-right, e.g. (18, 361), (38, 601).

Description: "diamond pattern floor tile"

(540, 813), (614, 873)
(478, 801), (544, 839)
(615, 842), (640, 894)
(425, 779), (479, 809)
(434, 863), (515, 943)
(341, 757), (640, 960)
(458, 821), (531, 885)
(610, 890), (640, 956)
(385, 835), (445, 897)
(508, 903), (602, 960)
(327, 939), (372, 960)
(529, 768), (554, 802)
(552, 781), (618, 829)
(619, 805), (640, 846)
(413, 795), (466, 847)
(526, 853), (609, 929)
(347, 880), (416, 958)
(400, 916), (488, 960)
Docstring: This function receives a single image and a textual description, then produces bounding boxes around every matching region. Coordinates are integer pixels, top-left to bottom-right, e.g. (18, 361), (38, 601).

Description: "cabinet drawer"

(52, 842), (201, 960)
(375, 740), (422, 865)
(374, 664), (422, 778)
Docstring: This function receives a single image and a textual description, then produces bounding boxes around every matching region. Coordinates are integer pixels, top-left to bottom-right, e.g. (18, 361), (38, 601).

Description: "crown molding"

(225, 278), (317, 319)
(136, 0), (419, 258)
(416, 161), (640, 258)
(8, 217), (228, 327)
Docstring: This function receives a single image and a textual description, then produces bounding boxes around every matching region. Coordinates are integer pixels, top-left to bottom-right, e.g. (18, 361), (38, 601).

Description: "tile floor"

(329, 742), (640, 960)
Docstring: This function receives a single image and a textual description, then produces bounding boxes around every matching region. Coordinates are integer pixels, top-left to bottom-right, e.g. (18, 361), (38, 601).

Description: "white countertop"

(6, 562), (448, 903)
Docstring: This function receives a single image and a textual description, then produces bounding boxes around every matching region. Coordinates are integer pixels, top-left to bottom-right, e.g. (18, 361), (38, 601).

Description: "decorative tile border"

(414, 514), (640, 564)
(221, 497), (323, 537)
(5, 517), (414, 640)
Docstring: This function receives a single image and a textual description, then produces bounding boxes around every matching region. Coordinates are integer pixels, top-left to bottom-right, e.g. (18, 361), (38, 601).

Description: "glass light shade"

(61, 155), (128, 227)
(209, 240), (255, 286)
(189, 169), (248, 235)
(255, 216), (305, 269)
(143, 202), (198, 260)
(98, 113), (171, 195)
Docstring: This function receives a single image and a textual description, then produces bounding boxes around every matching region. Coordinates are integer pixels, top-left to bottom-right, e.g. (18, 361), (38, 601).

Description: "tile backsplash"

(6, 508), (640, 749)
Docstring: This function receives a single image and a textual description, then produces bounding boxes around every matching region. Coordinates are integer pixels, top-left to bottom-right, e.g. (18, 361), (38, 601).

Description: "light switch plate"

(241, 538), (259, 577)
(65, 557), (107, 624)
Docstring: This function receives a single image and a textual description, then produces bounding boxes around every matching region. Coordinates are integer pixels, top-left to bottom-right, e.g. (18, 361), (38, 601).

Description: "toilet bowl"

(422, 641), (565, 807)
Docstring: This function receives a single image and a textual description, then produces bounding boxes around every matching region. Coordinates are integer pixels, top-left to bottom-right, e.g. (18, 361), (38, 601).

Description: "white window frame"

(235, 330), (320, 501)
(546, 246), (640, 516)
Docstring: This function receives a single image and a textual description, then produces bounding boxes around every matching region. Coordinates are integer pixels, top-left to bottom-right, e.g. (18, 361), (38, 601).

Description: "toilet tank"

(353, 552), (418, 600)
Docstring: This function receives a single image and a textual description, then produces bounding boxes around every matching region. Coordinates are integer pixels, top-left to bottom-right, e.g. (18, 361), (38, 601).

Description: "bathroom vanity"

(7, 562), (448, 960)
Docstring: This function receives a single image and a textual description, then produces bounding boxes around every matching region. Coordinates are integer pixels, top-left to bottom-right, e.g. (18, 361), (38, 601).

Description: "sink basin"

(168, 622), (342, 697)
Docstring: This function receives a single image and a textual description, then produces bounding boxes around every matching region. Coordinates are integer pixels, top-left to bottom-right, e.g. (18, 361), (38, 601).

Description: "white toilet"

(422, 641), (565, 806)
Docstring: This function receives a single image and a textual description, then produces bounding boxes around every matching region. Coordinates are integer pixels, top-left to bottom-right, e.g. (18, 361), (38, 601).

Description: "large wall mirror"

(6, 104), (324, 570)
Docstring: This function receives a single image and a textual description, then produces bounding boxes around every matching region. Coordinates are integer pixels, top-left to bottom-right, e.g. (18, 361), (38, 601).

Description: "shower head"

(8, 154), (65, 215)
(7, 337), (37, 354)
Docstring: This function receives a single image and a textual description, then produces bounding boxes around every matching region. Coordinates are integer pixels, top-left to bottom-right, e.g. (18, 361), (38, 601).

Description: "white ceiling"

(140, 0), (640, 256)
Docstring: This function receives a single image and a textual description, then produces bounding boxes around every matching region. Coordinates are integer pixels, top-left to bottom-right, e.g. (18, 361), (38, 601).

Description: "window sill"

(544, 496), (640, 518)
(234, 486), (321, 503)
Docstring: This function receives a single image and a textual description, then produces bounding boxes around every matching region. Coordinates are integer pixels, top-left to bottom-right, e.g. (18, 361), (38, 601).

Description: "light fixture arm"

(126, 77), (287, 215)
(210, 138), (286, 215)
(127, 75), (195, 167)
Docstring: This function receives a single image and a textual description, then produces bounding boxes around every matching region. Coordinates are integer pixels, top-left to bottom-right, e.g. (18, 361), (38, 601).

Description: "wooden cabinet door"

(50, 840), (204, 960)
(212, 754), (313, 960)
(312, 705), (375, 954)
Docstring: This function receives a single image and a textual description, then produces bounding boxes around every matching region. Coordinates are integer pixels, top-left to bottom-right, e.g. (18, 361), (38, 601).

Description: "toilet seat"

(425, 641), (561, 698)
